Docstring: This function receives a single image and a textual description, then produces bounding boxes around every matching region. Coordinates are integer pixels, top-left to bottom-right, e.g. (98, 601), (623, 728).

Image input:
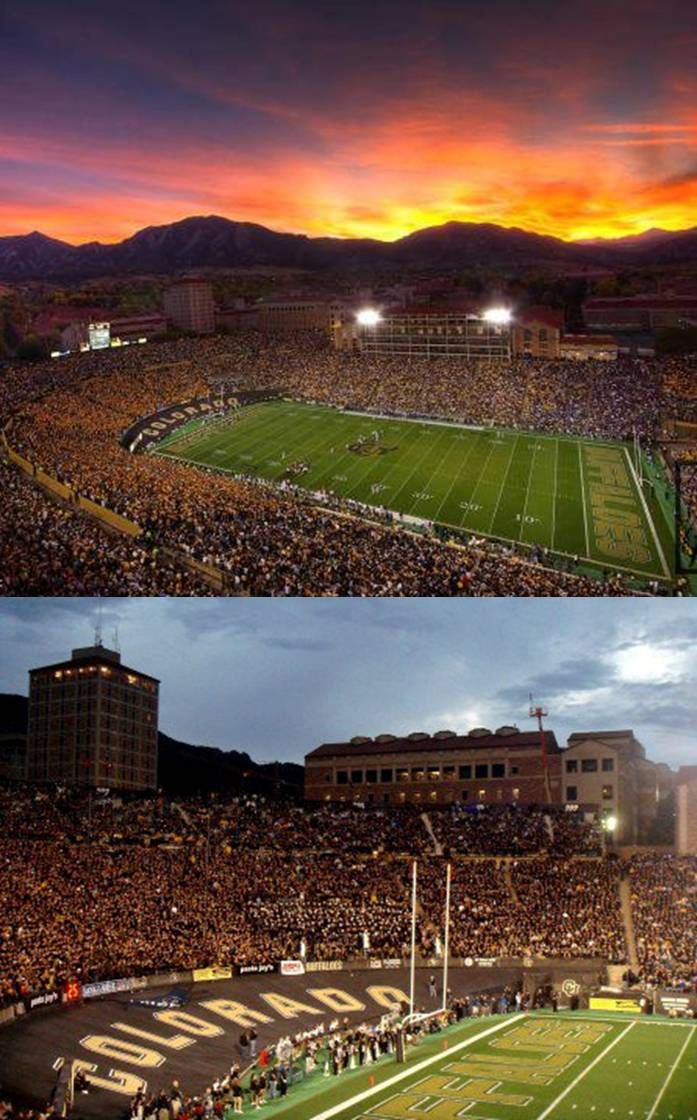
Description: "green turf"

(155, 401), (672, 581)
(257, 1014), (697, 1120)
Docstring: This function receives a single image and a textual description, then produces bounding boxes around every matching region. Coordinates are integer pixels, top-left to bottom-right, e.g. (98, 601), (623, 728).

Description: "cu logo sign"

(562, 979), (581, 997)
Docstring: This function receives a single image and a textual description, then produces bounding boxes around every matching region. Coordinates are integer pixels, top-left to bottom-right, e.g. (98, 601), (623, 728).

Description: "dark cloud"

(0, 599), (695, 771)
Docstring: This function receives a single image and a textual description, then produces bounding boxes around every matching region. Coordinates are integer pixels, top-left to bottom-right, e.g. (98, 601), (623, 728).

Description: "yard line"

(551, 438), (559, 550)
(536, 1020), (636, 1120)
(517, 436), (540, 541)
(622, 445), (670, 579)
(577, 441), (591, 558)
(487, 433), (520, 535)
(307, 1015), (518, 1120)
(431, 430), (488, 524)
(645, 1023), (695, 1120)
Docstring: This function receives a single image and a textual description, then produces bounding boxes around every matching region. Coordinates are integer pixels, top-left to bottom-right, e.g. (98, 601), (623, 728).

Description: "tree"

(15, 333), (50, 361)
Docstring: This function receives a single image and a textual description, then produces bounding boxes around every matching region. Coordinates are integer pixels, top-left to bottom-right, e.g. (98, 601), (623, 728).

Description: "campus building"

(164, 277), (215, 334)
(564, 730), (673, 844)
(305, 726), (563, 807)
(305, 724), (672, 842)
(27, 644), (159, 790)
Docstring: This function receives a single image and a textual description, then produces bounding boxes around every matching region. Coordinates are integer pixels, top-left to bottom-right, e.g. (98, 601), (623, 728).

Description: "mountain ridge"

(3, 215), (697, 281)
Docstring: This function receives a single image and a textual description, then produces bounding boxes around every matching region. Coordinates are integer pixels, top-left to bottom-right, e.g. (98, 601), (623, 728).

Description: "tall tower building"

(163, 277), (215, 334)
(27, 644), (159, 790)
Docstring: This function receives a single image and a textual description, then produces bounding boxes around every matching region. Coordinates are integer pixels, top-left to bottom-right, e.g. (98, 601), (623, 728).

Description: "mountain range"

(0, 692), (303, 797)
(2, 216), (697, 281)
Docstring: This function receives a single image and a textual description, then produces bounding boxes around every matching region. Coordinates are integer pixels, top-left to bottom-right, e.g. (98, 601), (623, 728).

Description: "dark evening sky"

(2, 0), (696, 244)
(1, 599), (695, 769)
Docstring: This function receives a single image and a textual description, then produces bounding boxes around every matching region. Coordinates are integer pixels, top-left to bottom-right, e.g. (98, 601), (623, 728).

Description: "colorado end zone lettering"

(71, 982), (409, 1095)
(365, 1021), (612, 1116)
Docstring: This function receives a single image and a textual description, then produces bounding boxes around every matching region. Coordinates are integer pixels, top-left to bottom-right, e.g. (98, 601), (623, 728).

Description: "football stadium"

(0, 785), (695, 1120)
(1, 329), (697, 596)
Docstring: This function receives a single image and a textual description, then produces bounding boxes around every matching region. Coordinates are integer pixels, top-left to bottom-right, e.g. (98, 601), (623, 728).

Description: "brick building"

(305, 724), (673, 842)
(305, 726), (562, 807)
(676, 765), (697, 855)
(164, 277), (215, 334)
(511, 309), (563, 358)
(27, 644), (159, 791)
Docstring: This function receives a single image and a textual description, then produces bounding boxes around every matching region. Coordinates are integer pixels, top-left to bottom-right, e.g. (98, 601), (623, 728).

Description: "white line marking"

(622, 446), (670, 578)
(577, 442), (591, 558)
(307, 1014), (518, 1120)
(536, 1021), (636, 1120)
(646, 1024), (695, 1120)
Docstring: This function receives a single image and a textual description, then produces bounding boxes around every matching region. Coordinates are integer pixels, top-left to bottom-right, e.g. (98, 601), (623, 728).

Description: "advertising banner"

(192, 966), (233, 983)
(655, 990), (697, 1017)
(305, 960), (344, 973)
(589, 995), (644, 1012)
(280, 960), (305, 976)
(236, 963), (277, 976)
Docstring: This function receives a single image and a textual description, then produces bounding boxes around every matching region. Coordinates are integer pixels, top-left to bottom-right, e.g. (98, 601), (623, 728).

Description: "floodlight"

(356, 308), (382, 327)
(604, 815), (618, 832)
(483, 307), (512, 325)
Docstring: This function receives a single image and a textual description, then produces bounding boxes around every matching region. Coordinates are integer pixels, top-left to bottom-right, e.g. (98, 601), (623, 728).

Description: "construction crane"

(529, 695), (553, 804)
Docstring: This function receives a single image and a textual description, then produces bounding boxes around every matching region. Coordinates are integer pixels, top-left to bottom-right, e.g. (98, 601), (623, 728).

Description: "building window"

(442, 765), (455, 779)
(478, 789), (487, 801)
(461, 790), (469, 801)
(366, 769), (377, 784)
(459, 764), (472, 779)
(427, 767), (441, 781)
(512, 788), (520, 800)
(602, 784), (614, 800)
(567, 786), (578, 801)
(337, 771), (348, 785)
(492, 763), (505, 778)
(396, 768), (409, 783)
(510, 765), (519, 775)
(602, 758), (615, 772)
(411, 767), (425, 782)
(581, 759), (598, 773)
(475, 763), (488, 779)
(381, 768), (393, 783)
(351, 770), (363, 784)
(566, 759), (578, 773)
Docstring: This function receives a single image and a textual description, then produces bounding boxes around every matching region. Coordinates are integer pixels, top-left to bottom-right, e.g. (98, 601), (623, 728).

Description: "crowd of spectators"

(627, 853), (697, 989)
(430, 804), (603, 856)
(3, 332), (694, 596)
(0, 791), (641, 1007)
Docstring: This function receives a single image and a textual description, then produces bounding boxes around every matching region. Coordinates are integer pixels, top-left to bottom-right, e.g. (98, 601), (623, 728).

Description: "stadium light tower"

(356, 308), (382, 327)
(529, 695), (553, 804)
(483, 307), (512, 325)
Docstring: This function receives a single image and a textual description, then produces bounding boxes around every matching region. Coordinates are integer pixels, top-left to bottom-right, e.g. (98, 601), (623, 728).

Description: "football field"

(155, 400), (672, 581)
(270, 1015), (697, 1120)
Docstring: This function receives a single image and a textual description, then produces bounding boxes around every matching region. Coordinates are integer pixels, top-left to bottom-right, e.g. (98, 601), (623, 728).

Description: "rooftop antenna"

(529, 694), (552, 804)
(94, 603), (104, 648)
(112, 627), (121, 655)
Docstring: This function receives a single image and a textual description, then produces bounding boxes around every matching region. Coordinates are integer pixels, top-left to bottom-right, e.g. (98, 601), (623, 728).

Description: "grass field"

(262, 1014), (697, 1120)
(155, 400), (672, 581)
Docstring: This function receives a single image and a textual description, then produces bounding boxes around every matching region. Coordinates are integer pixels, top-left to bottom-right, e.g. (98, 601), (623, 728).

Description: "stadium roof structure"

(307, 728), (560, 760)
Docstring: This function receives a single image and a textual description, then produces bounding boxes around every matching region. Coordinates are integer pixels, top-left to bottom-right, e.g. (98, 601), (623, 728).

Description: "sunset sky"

(2, 0), (697, 245)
